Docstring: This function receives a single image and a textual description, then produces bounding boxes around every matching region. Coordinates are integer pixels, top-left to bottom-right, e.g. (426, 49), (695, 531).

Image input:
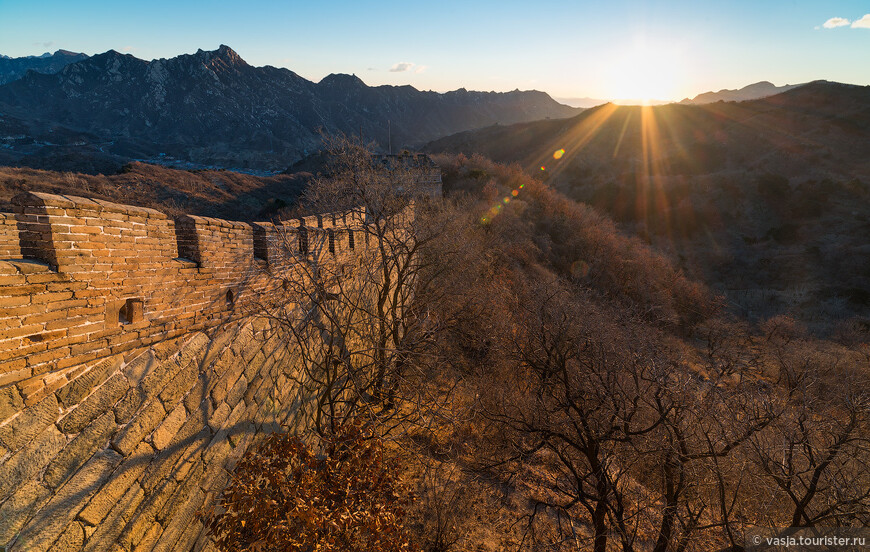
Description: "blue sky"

(1, 0), (868, 101)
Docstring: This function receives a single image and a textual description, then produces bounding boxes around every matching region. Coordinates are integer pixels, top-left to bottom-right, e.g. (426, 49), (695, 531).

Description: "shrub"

(204, 421), (417, 552)
(756, 172), (790, 199)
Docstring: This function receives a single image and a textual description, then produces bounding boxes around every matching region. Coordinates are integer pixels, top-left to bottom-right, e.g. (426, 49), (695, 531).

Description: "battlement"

(0, 186), (424, 552)
(0, 192), (368, 397)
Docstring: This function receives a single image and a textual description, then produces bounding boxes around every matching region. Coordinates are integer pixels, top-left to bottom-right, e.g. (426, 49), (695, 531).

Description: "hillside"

(0, 162), (307, 220)
(0, 45), (579, 173)
(1, 142), (867, 552)
(425, 81), (870, 330)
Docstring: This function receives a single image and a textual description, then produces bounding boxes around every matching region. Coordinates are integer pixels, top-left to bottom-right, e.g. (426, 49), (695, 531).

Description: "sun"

(603, 40), (688, 103)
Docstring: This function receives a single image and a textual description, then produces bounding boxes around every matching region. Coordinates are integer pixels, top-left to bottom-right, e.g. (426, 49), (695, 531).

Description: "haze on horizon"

(1, 0), (869, 103)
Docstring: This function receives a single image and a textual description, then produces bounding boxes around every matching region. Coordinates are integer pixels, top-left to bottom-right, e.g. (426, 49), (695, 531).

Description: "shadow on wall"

(0, 191), (373, 552)
(0, 315), (317, 552)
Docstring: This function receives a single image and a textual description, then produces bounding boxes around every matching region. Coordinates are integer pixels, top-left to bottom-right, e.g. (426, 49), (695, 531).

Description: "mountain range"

(426, 80), (870, 184)
(679, 80), (803, 104)
(0, 49), (88, 85)
(555, 81), (803, 108)
(0, 45), (579, 172)
(425, 80), (870, 326)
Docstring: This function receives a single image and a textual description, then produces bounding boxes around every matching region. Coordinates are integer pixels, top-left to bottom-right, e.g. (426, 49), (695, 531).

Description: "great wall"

(0, 190), (378, 552)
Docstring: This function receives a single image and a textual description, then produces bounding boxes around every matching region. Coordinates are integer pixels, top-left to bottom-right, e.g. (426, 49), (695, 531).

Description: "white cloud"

(389, 61), (414, 72)
(122, 46), (136, 53)
(851, 14), (870, 28)
(823, 17), (851, 28)
(414, 65), (427, 74)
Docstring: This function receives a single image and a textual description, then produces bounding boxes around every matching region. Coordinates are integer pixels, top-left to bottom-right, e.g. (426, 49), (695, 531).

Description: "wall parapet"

(0, 183), (423, 552)
(0, 192), (367, 396)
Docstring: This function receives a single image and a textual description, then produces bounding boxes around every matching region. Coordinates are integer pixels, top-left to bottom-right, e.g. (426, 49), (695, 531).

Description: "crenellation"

(0, 192), (368, 377)
(0, 187), (400, 552)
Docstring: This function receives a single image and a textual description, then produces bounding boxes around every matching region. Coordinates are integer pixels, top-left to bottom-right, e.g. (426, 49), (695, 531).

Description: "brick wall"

(0, 214), (21, 260)
(0, 192), (370, 552)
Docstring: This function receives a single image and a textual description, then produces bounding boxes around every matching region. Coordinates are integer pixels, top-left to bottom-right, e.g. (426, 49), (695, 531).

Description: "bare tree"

(479, 276), (674, 552)
(744, 336), (870, 531)
(267, 135), (480, 439)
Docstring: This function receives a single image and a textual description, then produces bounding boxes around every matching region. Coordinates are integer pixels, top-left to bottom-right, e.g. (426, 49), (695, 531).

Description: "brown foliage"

(435, 153), (716, 330)
(204, 421), (417, 552)
(0, 162), (305, 220)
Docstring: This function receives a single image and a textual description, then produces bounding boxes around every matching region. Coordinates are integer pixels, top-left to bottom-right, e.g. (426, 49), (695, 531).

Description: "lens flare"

(570, 260), (590, 278)
(511, 189), (519, 197)
(540, 166), (546, 171)
(553, 148), (565, 159)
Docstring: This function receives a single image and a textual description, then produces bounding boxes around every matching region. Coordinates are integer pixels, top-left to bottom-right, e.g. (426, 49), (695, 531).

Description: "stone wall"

(0, 192), (369, 552)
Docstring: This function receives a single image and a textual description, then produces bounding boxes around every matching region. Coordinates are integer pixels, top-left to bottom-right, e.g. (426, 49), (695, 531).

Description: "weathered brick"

(208, 402), (231, 431)
(157, 461), (206, 524)
(201, 429), (233, 472)
(0, 481), (51, 547)
(78, 440), (154, 526)
(225, 374), (247, 409)
(0, 364), (28, 388)
(158, 357), (199, 408)
(172, 518), (204, 552)
(200, 460), (231, 496)
(44, 410), (117, 489)
(243, 350), (268, 381)
(183, 372), (209, 413)
(113, 385), (145, 425)
(0, 393), (58, 454)
(46, 520), (85, 552)
(122, 350), (157, 386)
(152, 403), (187, 450)
(56, 355), (123, 409)
(199, 325), (237, 371)
(141, 428), (209, 494)
(112, 400), (165, 456)
(118, 478), (176, 549)
(57, 372), (129, 434)
(81, 482), (144, 552)
(0, 384), (24, 424)
(174, 332), (210, 366)
(150, 336), (183, 360)
(210, 356), (244, 404)
(0, 425), (66, 503)
(140, 357), (184, 400)
(244, 373), (266, 406)
(11, 449), (121, 552)
(131, 522), (163, 552)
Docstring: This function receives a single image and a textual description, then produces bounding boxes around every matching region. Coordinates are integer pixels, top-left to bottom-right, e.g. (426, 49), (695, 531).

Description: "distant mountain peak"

(217, 44), (237, 56)
(193, 45), (247, 67)
(681, 81), (804, 104)
(0, 49), (90, 85)
(318, 73), (366, 88)
(90, 49), (137, 64)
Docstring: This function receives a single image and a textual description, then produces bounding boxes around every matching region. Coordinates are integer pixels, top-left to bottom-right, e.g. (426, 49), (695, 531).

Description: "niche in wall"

(117, 298), (144, 325)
